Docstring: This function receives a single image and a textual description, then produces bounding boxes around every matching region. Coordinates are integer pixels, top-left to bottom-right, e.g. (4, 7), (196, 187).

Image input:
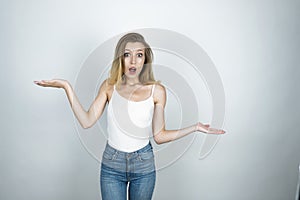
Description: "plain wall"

(1, 0), (300, 199)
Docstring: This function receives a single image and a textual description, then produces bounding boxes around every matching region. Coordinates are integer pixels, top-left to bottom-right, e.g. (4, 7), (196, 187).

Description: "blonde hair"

(108, 32), (158, 86)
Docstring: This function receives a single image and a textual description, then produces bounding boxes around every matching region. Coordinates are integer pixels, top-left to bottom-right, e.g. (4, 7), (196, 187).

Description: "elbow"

(153, 132), (166, 145)
(154, 138), (163, 145)
(82, 125), (91, 129)
(81, 122), (93, 129)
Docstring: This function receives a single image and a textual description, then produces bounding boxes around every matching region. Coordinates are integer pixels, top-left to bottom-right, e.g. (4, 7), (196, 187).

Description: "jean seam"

(112, 150), (118, 160)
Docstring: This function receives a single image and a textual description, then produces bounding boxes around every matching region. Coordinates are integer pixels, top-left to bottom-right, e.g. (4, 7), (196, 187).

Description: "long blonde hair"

(108, 32), (158, 86)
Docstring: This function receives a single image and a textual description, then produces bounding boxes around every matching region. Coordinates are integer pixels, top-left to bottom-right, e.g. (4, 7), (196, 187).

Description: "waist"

(106, 141), (152, 154)
(101, 142), (155, 173)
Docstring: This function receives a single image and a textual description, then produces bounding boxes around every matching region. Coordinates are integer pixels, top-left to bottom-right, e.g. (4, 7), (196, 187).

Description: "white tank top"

(107, 84), (155, 152)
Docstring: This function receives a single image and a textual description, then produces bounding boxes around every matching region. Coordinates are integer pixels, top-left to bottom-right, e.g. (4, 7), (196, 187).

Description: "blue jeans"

(100, 142), (156, 200)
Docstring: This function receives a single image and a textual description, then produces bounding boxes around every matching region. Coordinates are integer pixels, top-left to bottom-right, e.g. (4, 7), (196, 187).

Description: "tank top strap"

(151, 84), (156, 97)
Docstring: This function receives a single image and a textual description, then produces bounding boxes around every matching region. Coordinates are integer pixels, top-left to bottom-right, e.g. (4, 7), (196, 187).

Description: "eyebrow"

(124, 48), (144, 52)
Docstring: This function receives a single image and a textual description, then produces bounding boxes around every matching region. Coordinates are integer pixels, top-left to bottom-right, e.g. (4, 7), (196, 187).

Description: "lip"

(129, 67), (137, 72)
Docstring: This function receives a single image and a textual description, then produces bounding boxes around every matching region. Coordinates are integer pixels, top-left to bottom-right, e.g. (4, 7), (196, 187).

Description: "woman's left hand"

(196, 122), (226, 134)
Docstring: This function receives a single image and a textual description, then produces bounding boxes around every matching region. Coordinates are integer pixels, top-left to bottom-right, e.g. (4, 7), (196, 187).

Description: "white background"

(1, 0), (300, 199)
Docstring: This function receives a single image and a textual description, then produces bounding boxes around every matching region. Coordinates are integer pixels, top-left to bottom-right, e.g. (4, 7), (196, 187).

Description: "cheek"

(137, 57), (145, 65)
(123, 58), (130, 65)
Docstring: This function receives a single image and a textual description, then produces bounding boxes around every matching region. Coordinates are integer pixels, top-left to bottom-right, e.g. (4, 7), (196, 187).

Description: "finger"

(215, 130), (225, 134)
(41, 80), (51, 84)
(34, 80), (51, 87)
(34, 81), (45, 86)
(42, 80), (55, 85)
(209, 128), (225, 134)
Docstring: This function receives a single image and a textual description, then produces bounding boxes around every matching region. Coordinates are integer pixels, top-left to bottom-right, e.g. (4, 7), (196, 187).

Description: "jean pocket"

(138, 151), (154, 161)
(102, 150), (118, 161)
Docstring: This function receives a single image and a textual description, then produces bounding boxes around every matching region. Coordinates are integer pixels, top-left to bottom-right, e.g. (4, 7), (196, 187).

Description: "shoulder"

(153, 83), (165, 94)
(153, 83), (166, 106)
(98, 79), (114, 96)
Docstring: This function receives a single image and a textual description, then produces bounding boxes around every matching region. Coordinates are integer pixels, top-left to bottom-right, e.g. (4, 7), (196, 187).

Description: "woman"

(34, 32), (225, 200)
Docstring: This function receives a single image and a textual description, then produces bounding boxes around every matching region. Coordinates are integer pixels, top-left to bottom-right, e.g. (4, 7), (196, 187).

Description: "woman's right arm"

(34, 79), (109, 129)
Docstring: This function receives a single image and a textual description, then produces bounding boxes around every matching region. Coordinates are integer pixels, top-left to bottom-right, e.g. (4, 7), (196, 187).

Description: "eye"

(124, 52), (130, 57)
(137, 53), (144, 58)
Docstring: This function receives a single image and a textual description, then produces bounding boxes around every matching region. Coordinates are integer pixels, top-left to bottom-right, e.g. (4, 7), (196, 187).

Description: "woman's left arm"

(152, 84), (225, 145)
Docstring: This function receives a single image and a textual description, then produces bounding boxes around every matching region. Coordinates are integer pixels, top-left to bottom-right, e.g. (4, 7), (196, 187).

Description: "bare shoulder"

(153, 83), (166, 106)
(98, 79), (114, 97)
(153, 83), (166, 94)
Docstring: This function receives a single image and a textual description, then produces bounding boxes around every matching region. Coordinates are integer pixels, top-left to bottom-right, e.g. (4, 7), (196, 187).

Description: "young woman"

(34, 32), (225, 200)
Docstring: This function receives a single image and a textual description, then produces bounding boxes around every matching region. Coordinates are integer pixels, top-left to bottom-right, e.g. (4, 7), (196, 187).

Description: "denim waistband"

(101, 142), (155, 174)
(105, 142), (152, 155)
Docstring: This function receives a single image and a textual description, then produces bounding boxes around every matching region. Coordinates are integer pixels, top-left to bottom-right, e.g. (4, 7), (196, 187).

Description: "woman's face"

(123, 42), (146, 80)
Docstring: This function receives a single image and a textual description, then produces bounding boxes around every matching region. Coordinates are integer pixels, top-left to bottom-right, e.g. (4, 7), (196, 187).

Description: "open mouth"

(129, 67), (137, 73)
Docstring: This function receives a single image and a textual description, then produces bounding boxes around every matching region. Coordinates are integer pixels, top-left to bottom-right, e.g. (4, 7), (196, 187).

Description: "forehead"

(124, 42), (145, 51)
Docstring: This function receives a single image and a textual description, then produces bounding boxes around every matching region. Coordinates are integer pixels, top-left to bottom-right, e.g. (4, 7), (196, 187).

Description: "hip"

(101, 142), (156, 174)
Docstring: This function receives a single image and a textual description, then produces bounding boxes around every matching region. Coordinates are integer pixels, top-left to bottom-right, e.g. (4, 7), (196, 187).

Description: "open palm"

(196, 122), (225, 134)
(34, 79), (68, 89)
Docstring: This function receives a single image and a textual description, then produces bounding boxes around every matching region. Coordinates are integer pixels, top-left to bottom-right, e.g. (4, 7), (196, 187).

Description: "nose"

(130, 54), (136, 64)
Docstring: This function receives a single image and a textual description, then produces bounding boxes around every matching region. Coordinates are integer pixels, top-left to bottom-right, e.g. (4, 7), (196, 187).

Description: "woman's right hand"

(34, 79), (69, 89)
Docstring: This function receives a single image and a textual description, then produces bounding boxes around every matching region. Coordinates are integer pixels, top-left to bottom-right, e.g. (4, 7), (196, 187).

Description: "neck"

(124, 77), (140, 86)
